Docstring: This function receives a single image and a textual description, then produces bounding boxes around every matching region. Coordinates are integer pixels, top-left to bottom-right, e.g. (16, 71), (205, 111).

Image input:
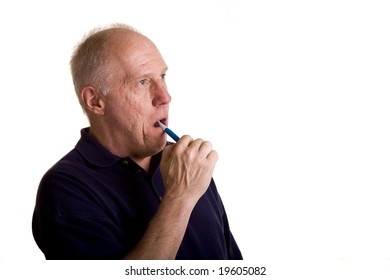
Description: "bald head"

(70, 24), (155, 104)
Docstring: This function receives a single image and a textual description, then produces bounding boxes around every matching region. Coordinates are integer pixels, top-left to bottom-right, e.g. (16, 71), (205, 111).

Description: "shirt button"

(135, 169), (142, 174)
(122, 160), (129, 165)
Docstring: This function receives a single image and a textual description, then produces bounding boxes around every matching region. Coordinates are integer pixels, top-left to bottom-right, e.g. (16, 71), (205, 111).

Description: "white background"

(0, 0), (390, 277)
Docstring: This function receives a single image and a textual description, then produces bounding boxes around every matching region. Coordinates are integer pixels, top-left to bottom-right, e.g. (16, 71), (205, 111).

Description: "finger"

(176, 138), (202, 162)
(206, 149), (219, 164)
(165, 135), (192, 157)
(198, 140), (213, 158)
(175, 135), (193, 149)
(188, 138), (204, 151)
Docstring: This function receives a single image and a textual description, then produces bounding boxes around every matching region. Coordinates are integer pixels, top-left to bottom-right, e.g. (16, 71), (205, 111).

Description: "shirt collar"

(75, 127), (165, 175)
(75, 127), (122, 167)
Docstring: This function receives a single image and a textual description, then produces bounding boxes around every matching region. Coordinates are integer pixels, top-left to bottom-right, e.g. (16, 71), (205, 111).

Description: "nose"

(152, 80), (171, 106)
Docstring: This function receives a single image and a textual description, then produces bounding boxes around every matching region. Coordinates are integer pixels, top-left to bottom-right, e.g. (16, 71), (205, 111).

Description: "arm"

(123, 135), (218, 259)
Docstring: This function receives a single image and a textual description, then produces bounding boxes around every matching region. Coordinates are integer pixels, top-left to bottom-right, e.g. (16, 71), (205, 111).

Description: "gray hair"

(70, 23), (140, 105)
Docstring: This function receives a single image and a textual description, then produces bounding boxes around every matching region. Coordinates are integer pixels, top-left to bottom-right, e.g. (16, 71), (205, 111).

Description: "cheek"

(123, 100), (153, 131)
(107, 91), (154, 127)
(115, 94), (141, 117)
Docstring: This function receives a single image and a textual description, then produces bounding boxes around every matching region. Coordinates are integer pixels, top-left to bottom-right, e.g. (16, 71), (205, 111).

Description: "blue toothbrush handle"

(165, 127), (180, 142)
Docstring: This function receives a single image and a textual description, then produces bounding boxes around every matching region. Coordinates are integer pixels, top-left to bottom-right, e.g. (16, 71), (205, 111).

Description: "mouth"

(154, 118), (167, 128)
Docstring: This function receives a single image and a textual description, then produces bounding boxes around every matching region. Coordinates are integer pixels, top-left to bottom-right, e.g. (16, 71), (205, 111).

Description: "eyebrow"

(123, 66), (169, 83)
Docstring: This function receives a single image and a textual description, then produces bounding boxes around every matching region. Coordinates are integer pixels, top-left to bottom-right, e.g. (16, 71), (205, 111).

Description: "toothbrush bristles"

(157, 121), (166, 130)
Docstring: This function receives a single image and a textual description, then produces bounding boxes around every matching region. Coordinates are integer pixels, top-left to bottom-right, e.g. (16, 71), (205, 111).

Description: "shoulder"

(36, 148), (94, 203)
(40, 148), (85, 183)
(36, 149), (112, 219)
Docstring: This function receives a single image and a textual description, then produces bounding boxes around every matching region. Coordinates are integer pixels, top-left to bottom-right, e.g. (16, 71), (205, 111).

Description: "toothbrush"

(157, 121), (180, 142)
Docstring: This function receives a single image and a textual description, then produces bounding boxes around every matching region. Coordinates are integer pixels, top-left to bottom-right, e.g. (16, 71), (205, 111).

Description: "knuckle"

(202, 140), (213, 150)
(184, 147), (193, 157)
(184, 148), (197, 161)
(181, 135), (193, 142)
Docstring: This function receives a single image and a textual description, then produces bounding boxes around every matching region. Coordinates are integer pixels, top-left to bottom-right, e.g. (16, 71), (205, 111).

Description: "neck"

(135, 156), (152, 172)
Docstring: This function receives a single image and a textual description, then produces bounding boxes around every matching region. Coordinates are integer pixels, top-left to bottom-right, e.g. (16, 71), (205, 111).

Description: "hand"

(160, 135), (218, 206)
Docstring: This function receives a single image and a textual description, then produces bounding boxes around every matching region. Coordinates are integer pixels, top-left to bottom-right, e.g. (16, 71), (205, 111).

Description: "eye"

(161, 73), (166, 80)
(139, 79), (146, 85)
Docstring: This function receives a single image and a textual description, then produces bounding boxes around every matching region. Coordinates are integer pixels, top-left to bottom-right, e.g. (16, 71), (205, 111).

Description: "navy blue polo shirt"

(32, 128), (242, 260)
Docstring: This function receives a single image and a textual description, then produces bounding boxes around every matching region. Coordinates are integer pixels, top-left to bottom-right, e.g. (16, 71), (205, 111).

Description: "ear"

(80, 86), (105, 115)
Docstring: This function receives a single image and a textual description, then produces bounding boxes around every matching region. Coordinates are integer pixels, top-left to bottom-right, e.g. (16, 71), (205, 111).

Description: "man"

(32, 24), (242, 260)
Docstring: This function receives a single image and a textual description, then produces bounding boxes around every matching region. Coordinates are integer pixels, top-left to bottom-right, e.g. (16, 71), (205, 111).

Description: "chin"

(148, 137), (167, 155)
